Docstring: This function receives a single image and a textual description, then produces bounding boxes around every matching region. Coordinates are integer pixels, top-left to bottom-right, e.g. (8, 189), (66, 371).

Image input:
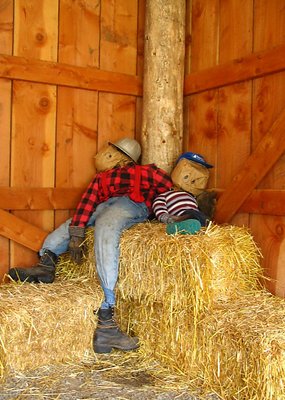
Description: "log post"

(141, 0), (186, 173)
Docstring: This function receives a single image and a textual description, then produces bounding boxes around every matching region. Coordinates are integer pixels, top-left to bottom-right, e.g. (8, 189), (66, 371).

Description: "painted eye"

(183, 175), (189, 180)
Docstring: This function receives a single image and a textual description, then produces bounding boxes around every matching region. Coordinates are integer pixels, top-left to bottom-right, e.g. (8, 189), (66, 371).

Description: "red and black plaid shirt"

(71, 163), (173, 227)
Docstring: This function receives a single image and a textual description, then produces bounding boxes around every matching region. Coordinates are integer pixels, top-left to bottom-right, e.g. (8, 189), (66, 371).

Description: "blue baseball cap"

(176, 152), (213, 168)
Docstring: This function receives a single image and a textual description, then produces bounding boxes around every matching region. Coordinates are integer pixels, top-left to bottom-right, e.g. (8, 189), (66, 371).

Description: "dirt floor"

(0, 353), (221, 400)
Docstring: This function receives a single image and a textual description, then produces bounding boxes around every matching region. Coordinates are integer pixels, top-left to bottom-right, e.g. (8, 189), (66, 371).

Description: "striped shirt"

(71, 163), (173, 227)
(152, 190), (198, 222)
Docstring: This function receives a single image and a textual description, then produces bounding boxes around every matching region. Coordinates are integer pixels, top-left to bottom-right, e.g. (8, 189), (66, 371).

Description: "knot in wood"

(275, 224), (284, 238)
(35, 30), (47, 45)
(39, 97), (50, 109)
(41, 143), (50, 154)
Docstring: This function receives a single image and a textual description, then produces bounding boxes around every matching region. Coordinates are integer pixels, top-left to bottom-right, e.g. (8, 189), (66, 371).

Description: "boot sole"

(93, 343), (139, 354)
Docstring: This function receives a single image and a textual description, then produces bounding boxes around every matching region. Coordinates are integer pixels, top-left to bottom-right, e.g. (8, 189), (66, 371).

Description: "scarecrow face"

(171, 158), (210, 196)
(93, 144), (131, 172)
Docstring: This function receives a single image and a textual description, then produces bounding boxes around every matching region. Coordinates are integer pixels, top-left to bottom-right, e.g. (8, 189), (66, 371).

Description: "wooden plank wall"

(0, 0), (143, 279)
(0, 0), (13, 276)
(185, 0), (285, 297)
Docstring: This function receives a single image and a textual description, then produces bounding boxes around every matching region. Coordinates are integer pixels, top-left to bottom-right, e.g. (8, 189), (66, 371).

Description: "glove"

(68, 225), (85, 264)
(196, 191), (217, 220)
(160, 213), (190, 224)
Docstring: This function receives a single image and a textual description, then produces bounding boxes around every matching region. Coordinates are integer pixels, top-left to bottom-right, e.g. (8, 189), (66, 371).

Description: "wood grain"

(216, 0), (252, 227)
(0, 188), (83, 210)
(0, 0), (13, 279)
(0, 209), (48, 251)
(56, 0), (100, 227)
(1, 188), (285, 215)
(214, 106), (285, 223)
(250, 0), (285, 296)
(184, 43), (285, 95)
(0, 53), (143, 95)
(186, 0), (219, 188)
(11, 0), (58, 267)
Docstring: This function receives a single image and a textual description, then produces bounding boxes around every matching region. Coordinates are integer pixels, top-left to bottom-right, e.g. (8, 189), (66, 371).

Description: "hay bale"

(0, 220), (268, 399)
(84, 222), (263, 313)
(197, 291), (285, 399)
(0, 278), (102, 379)
(119, 291), (285, 400)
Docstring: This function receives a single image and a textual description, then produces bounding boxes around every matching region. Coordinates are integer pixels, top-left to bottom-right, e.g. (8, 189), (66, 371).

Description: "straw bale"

(119, 291), (285, 400)
(196, 291), (285, 400)
(0, 278), (102, 379)
(82, 222), (263, 312)
(0, 220), (268, 399)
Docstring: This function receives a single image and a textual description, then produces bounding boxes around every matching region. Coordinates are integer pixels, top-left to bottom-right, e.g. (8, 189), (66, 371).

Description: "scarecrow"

(9, 138), (173, 354)
(152, 152), (216, 234)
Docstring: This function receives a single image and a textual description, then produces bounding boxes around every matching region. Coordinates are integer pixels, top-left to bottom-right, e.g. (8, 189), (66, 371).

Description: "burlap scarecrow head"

(94, 137), (141, 172)
(171, 152), (213, 196)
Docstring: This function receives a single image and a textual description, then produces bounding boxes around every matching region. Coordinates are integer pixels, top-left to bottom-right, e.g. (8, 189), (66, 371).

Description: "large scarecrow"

(9, 138), (173, 354)
(153, 152), (216, 234)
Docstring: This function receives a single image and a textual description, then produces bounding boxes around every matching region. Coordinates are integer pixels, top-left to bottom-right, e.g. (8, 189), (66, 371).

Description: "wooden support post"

(141, 0), (186, 173)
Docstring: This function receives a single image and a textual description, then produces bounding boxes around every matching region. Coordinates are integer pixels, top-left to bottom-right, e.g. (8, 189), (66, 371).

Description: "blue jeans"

(40, 196), (149, 308)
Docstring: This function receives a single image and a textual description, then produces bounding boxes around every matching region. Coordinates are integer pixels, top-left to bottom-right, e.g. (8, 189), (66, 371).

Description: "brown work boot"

(8, 250), (58, 283)
(93, 307), (139, 354)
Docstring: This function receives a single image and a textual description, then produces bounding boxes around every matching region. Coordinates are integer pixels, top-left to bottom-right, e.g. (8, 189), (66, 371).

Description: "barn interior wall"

(184, 0), (285, 296)
(0, 0), (144, 277)
(0, 0), (285, 298)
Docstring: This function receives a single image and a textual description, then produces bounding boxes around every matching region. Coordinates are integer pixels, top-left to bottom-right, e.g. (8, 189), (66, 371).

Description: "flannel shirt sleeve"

(71, 175), (100, 227)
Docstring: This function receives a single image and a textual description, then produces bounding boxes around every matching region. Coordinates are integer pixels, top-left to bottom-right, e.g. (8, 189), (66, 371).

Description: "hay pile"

(117, 222), (263, 309)
(197, 291), (285, 399)
(1, 221), (283, 400)
(0, 278), (102, 378)
(120, 291), (285, 400)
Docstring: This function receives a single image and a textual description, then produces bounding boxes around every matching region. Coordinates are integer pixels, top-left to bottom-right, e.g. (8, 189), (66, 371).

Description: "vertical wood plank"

(99, 0), (138, 148)
(11, 82), (56, 266)
(57, 0), (100, 226)
(135, 0), (145, 144)
(251, 0), (285, 295)
(100, 0), (138, 75)
(11, 0), (58, 266)
(59, 0), (100, 67)
(98, 93), (136, 149)
(0, 0), (13, 279)
(250, 215), (285, 297)
(217, 0), (253, 226)
(14, 0), (58, 60)
(136, 0), (145, 78)
(186, 0), (219, 188)
(184, 0), (192, 76)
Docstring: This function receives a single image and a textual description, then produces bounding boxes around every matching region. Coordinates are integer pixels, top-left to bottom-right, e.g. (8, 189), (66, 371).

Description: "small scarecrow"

(9, 138), (173, 354)
(152, 152), (216, 234)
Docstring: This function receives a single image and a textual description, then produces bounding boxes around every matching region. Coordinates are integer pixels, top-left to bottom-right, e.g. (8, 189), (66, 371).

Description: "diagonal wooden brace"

(214, 107), (285, 223)
(0, 209), (48, 252)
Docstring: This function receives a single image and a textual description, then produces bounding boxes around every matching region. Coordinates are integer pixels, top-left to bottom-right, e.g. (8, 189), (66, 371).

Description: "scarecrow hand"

(196, 191), (217, 220)
(68, 226), (85, 264)
(170, 215), (192, 222)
